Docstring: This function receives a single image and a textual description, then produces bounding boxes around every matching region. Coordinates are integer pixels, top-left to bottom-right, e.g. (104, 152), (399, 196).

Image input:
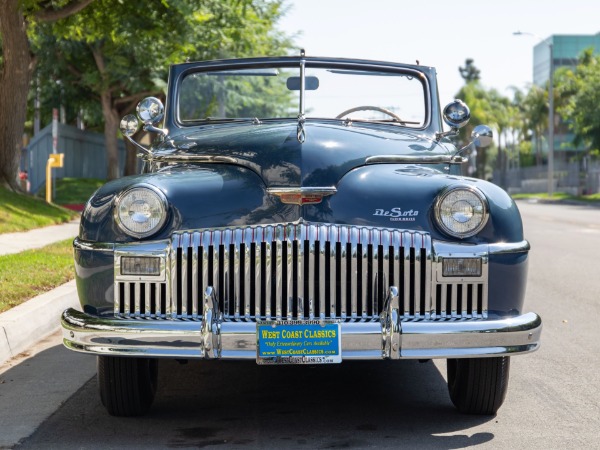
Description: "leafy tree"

(34, 0), (292, 179)
(0, 0), (94, 191)
(556, 49), (600, 152)
(179, 70), (296, 120)
(517, 140), (536, 167)
(459, 58), (481, 83)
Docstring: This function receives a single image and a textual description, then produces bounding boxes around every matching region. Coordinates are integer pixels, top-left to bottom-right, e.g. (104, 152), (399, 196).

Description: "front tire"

(447, 356), (510, 415)
(97, 356), (158, 416)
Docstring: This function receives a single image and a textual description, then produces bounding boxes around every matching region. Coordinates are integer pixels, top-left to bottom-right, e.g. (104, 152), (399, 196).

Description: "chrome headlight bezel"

(114, 184), (168, 239)
(434, 186), (489, 239)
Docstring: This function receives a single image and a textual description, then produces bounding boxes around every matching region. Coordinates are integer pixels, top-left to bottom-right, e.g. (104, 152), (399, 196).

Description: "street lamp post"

(514, 31), (555, 197)
(547, 42), (554, 197)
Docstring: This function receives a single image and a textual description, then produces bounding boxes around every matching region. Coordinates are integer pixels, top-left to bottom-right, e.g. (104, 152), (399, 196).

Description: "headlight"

(435, 187), (488, 238)
(115, 185), (167, 238)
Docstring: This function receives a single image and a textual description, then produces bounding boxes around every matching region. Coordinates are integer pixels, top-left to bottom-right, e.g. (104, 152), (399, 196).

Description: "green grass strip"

(0, 239), (74, 314)
(37, 177), (105, 205)
(511, 192), (600, 203)
(0, 187), (78, 234)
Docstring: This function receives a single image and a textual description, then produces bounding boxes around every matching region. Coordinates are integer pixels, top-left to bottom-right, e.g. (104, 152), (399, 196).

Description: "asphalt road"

(6, 200), (600, 449)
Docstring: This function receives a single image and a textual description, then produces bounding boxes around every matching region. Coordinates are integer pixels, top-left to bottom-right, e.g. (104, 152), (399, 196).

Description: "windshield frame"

(169, 57), (432, 132)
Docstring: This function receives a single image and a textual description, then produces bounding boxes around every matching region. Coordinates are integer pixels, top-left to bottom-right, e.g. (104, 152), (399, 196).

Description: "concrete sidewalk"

(0, 220), (80, 256)
(0, 220), (81, 365)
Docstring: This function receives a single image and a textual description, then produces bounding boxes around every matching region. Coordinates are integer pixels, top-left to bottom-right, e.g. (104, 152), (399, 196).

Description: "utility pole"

(547, 42), (554, 197)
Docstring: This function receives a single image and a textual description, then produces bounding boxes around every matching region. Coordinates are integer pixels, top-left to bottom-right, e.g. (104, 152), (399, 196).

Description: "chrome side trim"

(61, 309), (542, 360)
(78, 238), (530, 257)
(74, 238), (114, 252)
(144, 155), (238, 163)
(366, 155), (465, 165)
(489, 240), (531, 255)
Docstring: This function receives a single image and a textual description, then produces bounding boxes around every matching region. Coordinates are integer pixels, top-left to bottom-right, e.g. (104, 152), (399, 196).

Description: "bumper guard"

(62, 287), (542, 360)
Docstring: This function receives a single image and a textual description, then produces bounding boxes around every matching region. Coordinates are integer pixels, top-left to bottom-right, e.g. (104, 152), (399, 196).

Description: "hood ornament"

(268, 187), (336, 205)
(297, 57), (307, 143)
(297, 114), (306, 144)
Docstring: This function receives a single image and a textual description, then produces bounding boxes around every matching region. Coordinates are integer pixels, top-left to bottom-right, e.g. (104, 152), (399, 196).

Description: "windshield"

(178, 63), (427, 127)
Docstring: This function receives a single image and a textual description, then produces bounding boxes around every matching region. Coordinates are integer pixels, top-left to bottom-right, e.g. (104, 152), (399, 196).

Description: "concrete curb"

(0, 280), (79, 365)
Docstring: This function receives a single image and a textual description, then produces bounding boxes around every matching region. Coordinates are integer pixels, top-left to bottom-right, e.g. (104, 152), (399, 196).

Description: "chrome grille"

(115, 281), (167, 318)
(432, 282), (487, 319)
(114, 223), (489, 321)
(168, 224), (432, 321)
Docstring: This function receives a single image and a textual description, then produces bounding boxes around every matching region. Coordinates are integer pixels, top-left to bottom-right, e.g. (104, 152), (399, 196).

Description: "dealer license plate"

(256, 321), (341, 365)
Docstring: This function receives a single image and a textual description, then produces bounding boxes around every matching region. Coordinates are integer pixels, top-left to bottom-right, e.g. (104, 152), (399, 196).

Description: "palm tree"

(456, 82), (494, 179)
(521, 85), (548, 166)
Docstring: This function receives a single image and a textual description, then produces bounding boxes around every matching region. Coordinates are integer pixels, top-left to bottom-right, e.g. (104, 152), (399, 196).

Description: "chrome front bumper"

(61, 307), (542, 360)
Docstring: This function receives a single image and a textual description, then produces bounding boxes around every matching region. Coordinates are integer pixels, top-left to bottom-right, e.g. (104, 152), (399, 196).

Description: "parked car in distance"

(62, 54), (542, 417)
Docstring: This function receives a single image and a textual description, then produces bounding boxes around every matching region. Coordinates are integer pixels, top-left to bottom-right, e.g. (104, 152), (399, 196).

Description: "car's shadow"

(20, 355), (496, 449)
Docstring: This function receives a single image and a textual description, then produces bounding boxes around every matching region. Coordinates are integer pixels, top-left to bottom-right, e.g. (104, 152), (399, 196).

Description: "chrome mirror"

(472, 125), (493, 148)
(120, 114), (139, 137)
(454, 124), (494, 159)
(137, 97), (164, 124)
(443, 99), (471, 129)
(120, 114), (150, 155)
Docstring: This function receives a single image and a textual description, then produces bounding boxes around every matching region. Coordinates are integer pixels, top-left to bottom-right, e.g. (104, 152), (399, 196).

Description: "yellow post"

(46, 153), (64, 203)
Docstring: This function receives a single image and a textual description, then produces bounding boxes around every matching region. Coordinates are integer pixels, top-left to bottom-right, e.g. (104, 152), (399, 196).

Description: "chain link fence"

(494, 161), (600, 195)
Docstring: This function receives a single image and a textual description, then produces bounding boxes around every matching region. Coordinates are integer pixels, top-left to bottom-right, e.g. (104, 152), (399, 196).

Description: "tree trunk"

(476, 146), (487, 181)
(124, 137), (139, 176)
(0, 0), (33, 191)
(101, 91), (120, 180)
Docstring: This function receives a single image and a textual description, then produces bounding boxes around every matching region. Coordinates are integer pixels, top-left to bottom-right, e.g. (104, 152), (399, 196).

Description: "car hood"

(158, 122), (449, 187)
(82, 121), (522, 245)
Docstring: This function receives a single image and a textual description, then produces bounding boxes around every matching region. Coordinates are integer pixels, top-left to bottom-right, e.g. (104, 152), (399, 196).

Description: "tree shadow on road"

(20, 358), (496, 449)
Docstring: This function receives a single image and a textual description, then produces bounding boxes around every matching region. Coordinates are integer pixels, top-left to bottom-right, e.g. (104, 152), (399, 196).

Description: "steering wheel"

(335, 105), (404, 123)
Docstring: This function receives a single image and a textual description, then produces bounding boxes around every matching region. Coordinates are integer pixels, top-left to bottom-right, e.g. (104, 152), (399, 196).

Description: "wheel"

(335, 105), (404, 123)
(447, 356), (510, 415)
(97, 356), (158, 416)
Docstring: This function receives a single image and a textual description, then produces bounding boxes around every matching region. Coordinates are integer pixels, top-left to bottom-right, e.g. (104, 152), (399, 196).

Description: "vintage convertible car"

(61, 55), (542, 417)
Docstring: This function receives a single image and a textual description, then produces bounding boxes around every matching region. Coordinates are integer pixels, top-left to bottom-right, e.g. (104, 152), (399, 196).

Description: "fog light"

(121, 256), (161, 276)
(442, 258), (482, 277)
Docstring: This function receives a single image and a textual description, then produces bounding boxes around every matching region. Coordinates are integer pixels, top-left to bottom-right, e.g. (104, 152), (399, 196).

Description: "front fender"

(79, 165), (274, 243)
(318, 164), (524, 244)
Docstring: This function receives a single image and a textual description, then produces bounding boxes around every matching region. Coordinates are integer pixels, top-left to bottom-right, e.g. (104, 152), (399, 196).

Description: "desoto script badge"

(373, 208), (419, 221)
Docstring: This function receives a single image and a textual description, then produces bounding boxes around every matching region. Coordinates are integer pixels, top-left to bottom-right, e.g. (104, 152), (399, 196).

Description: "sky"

(278, 0), (600, 103)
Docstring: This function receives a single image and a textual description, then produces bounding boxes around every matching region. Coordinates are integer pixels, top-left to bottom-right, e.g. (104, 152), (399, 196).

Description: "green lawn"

(38, 177), (105, 205)
(0, 239), (74, 313)
(0, 187), (78, 234)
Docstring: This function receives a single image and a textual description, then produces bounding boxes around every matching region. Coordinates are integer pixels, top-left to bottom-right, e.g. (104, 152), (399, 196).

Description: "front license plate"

(256, 321), (341, 365)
